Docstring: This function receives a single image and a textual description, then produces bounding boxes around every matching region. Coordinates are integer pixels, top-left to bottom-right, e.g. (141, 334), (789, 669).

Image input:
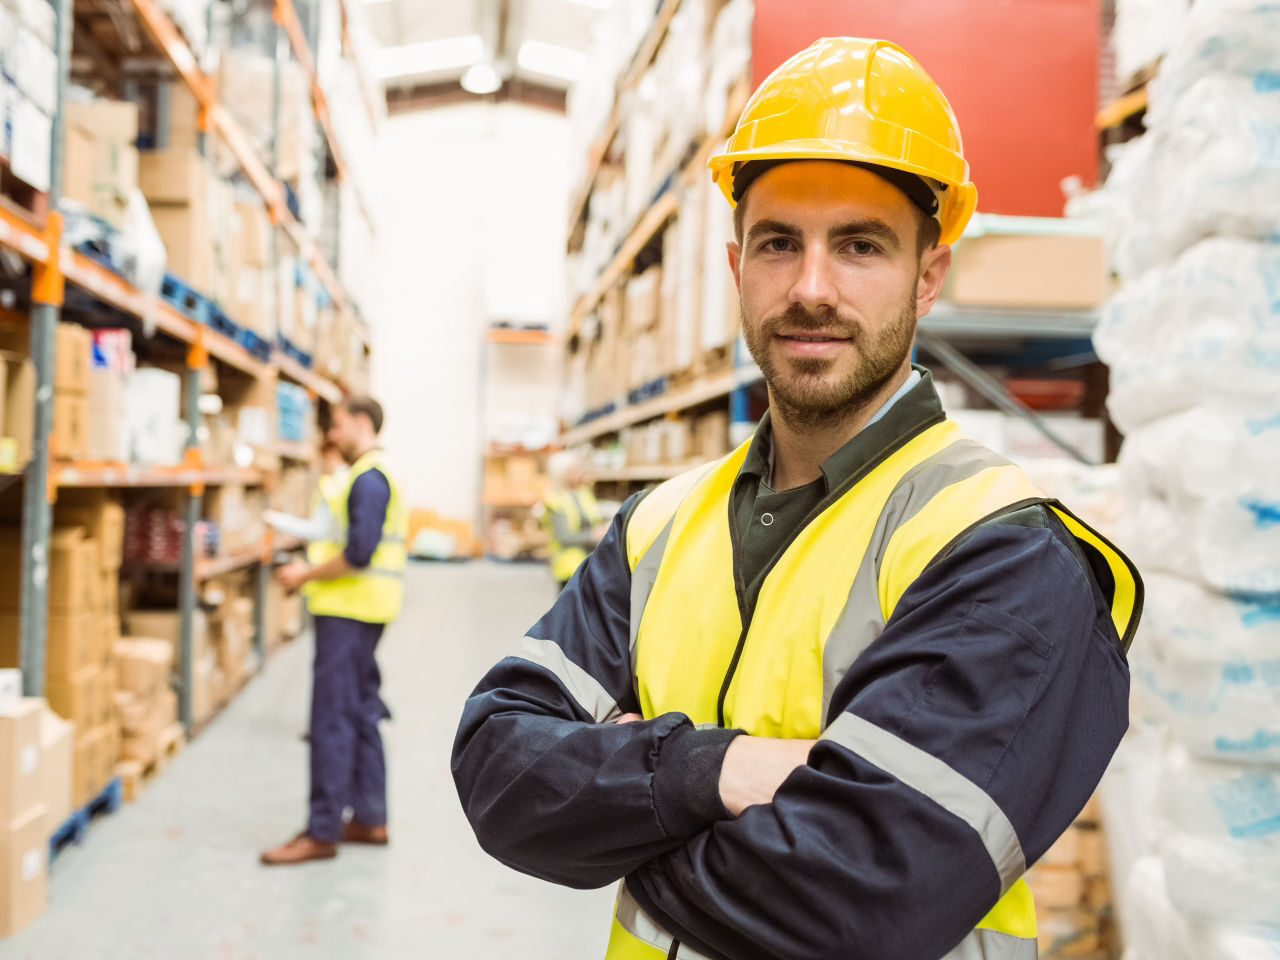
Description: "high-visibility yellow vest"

(304, 472), (346, 570)
(306, 449), (408, 624)
(607, 419), (1140, 960)
(543, 485), (603, 583)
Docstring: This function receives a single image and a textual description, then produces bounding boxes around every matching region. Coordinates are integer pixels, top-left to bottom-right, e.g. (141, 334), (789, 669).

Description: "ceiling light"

(461, 62), (502, 95)
(561, 0), (613, 8)
(517, 39), (589, 82)
(374, 34), (483, 80)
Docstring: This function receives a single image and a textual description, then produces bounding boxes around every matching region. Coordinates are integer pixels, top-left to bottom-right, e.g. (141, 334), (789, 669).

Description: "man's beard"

(742, 290), (918, 428)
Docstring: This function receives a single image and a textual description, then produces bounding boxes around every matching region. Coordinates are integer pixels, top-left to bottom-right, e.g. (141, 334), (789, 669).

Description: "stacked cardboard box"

(50, 324), (92, 461)
(40, 526), (119, 809)
(121, 606), (217, 726)
(227, 199), (274, 338)
(482, 454), (550, 506)
(0, 352), (34, 470)
(1025, 796), (1117, 959)
(111, 639), (177, 770)
(139, 149), (233, 301)
(0, 697), (49, 935)
(202, 484), (266, 557)
(62, 100), (140, 229)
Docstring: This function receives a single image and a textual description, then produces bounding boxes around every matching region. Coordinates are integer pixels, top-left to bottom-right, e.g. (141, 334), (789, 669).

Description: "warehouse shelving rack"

(560, 0), (1114, 493)
(13, 0), (376, 734)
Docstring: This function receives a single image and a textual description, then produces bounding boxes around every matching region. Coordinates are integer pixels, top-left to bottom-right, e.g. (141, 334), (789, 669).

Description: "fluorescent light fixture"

(561, 0), (612, 8)
(517, 39), (589, 82)
(461, 62), (502, 95)
(374, 34), (483, 80)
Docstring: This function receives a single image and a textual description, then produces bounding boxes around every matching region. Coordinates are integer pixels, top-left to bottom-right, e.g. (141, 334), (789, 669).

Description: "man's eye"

(763, 238), (792, 253)
(849, 240), (877, 255)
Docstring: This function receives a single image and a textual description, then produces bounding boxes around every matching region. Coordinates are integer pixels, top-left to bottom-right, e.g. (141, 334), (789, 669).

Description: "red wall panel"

(750, 0), (1101, 217)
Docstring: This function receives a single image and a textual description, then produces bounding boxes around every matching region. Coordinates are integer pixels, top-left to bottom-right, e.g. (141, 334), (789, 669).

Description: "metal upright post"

(177, 356), (202, 732)
(19, 0), (74, 697)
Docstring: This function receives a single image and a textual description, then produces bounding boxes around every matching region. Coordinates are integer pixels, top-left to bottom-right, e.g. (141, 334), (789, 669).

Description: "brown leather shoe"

(341, 821), (388, 845)
(260, 833), (338, 866)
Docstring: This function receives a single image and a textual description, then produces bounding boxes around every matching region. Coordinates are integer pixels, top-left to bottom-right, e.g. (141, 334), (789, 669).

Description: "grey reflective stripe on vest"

(616, 882), (716, 960)
(942, 927), (1039, 959)
(512, 635), (621, 723)
(822, 712), (1026, 894)
(821, 438), (1011, 723)
(630, 515), (676, 654)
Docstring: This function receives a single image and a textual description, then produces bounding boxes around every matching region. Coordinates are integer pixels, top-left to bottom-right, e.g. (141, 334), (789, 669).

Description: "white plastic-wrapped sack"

(1115, 404), (1280, 594)
(1118, 854), (1280, 960)
(1146, 0), (1280, 125)
(1131, 571), (1280, 763)
(1094, 238), (1280, 431)
(1104, 75), (1280, 279)
(1159, 747), (1280, 927)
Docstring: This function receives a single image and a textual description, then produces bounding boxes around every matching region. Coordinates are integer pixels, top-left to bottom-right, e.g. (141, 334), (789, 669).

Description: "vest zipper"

(714, 411), (946, 728)
(666, 938), (681, 959)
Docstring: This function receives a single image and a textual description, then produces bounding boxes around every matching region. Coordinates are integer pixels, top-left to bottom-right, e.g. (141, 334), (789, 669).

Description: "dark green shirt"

(729, 366), (944, 607)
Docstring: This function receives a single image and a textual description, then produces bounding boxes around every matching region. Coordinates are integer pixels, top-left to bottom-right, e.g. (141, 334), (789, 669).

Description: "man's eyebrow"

(829, 219), (901, 251)
(744, 219), (802, 245)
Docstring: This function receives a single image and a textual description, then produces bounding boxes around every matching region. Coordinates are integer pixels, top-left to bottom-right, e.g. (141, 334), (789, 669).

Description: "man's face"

(729, 162), (950, 426)
(326, 408), (361, 464)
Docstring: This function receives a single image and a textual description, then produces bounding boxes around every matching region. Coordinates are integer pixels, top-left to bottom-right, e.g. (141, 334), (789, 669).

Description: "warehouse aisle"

(6, 562), (614, 960)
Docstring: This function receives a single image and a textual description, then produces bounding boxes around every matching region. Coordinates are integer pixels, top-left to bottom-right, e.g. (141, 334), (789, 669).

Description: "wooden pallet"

(49, 777), (123, 863)
(116, 723), (186, 802)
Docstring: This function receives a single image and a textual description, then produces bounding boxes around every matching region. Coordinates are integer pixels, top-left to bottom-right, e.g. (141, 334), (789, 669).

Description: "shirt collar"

(739, 365), (944, 491)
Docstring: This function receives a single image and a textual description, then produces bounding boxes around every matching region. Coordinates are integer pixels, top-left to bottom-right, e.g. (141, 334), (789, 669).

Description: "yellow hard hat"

(708, 37), (978, 245)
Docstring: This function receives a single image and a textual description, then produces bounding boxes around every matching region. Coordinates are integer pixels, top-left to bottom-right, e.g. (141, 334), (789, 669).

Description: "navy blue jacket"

(452, 395), (1131, 960)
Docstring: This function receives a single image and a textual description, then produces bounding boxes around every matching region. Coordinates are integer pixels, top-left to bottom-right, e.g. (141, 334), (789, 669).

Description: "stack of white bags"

(1092, 1), (1280, 955)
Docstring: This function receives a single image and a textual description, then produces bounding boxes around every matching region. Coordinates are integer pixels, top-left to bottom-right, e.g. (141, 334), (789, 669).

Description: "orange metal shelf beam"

(486, 328), (554, 345)
(52, 463), (264, 488)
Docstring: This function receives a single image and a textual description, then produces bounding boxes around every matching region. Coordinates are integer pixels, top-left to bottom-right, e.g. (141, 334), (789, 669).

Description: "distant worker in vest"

(453, 38), (1142, 959)
(262, 395), (408, 866)
(537, 450), (607, 589)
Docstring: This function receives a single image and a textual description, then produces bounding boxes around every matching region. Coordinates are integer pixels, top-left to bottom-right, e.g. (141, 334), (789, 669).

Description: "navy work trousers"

(307, 614), (388, 843)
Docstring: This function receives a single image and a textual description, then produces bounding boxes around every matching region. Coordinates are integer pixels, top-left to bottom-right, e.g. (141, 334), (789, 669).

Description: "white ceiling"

(365, 0), (603, 94)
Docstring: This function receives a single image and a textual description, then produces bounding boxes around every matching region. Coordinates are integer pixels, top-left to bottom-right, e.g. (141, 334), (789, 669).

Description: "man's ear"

(916, 244), (951, 318)
(727, 240), (742, 287)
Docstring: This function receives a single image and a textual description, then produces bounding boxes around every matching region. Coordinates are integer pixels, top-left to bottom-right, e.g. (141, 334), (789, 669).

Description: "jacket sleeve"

(451, 494), (742, 889)
(625, 516), (1131, 960)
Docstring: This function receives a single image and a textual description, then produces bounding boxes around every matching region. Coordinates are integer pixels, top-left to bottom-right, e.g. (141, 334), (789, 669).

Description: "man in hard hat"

(536, 450), (607, 590)
(262, 396), (408, 866)
(453, 39), (1140, 959)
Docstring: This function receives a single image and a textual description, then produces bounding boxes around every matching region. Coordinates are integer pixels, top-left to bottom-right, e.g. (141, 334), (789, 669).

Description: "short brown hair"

(342, 395), (384, 434)
(732, 176), (942, 256)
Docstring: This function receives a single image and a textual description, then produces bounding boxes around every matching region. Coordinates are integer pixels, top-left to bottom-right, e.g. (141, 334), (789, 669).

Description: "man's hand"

(718, 736), (815, 817)
(276, 560), (311, 594)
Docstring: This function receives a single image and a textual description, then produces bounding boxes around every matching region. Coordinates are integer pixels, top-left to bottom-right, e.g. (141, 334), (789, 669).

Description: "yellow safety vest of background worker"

(305, 447), (408, 622)
(537, 451), (606, 586)
(453, 37), (1142, 960)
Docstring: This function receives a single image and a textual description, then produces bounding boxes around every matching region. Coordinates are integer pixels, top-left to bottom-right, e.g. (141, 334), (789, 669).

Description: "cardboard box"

(694, 411), (730, 460)
(44, 613), (93, 677)
(71, 735), (91, 807)
(91, 669), (113, 728)
(90, 723), (115, 790)
(45, 667), (97, 731)
(48, 528), (96, 611)
(85, 368), (127, 462)
(944, 233), (1107, 310)
(51, 391), (88, 461)
(39, 708), (72, 831)
(113, 638), (172, 700)
(3, 353), (34, 466)
(56, 494), (125, 571)
(191, 652), (217, 726)
(64, 99), (138, 148)
(138, 148), (208, 205)
(0, 699), (41, 825)
(0, 804), (47, 936)
(232, 201), (270, 267)
(151, 203), (214, 294)
(123, 609), (207, 665)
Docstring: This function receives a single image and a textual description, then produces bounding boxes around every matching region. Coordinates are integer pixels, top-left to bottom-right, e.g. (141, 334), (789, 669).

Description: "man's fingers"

(615, 712), (644, 724)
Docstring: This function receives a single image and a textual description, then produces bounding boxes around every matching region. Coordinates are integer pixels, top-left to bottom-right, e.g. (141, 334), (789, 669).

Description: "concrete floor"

(6, 562), (615, 960)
